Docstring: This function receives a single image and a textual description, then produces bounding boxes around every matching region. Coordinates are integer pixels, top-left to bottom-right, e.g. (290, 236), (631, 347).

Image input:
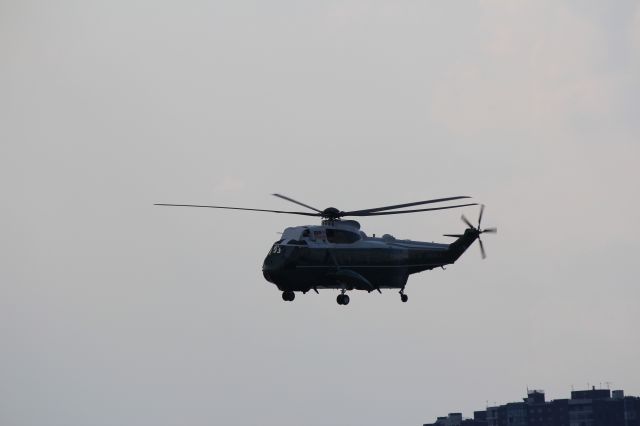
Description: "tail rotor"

(462, 204), (497, 259)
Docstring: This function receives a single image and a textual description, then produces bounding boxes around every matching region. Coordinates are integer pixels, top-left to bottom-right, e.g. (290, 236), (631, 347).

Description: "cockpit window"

(325, 228), (360, 244)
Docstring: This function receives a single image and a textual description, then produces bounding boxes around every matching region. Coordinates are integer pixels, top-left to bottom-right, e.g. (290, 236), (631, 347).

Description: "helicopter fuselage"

(262, 221), (479, 293)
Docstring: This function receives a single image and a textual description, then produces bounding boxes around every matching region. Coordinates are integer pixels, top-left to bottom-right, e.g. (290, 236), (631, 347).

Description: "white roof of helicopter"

(279, 220), (449, 250)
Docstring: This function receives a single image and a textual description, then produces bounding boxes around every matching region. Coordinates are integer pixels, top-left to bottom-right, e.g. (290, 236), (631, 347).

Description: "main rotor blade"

(343, 196), (472, 216)
(482, 227), (498, 234)
(272, 193), (322, 213)
(461, 214), (474, 228)
(478, 204), (485, 228)
(443, 234), (464, 238)
(154, 204), (320, 217)
(478, 238), (486, 259)
(347, 203), (477, 216)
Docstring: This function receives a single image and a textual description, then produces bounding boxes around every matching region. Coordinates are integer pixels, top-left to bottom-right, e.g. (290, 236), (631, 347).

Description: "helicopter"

(155, 194), (496, 305)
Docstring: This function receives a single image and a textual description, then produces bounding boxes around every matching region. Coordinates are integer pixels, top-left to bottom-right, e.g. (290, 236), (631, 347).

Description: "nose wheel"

(337, 293), (350, 305)
(282, 290), (295, 302)
(399, 289), (408, 303)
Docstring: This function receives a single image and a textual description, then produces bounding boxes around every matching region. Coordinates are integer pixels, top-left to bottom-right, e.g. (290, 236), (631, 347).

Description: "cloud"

(429, 1), (613, 136)
(213, 176), (246, 193)
(632, 4), (640, 60)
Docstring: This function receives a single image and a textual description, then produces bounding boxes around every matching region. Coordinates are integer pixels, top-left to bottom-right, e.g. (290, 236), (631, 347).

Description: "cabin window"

(325, 228), (360, 244)
(311, 230), (326, 242)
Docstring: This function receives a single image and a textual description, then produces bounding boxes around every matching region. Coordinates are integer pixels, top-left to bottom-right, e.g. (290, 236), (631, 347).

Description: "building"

(425, 411), (486, 426)
(424, 388), (640, 426)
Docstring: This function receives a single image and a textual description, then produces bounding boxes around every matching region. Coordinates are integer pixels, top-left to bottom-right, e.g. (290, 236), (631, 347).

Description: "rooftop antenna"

(605, 381), (612, 390)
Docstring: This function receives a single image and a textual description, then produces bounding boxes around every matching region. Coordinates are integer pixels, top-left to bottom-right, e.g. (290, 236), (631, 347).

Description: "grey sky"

(2, 1), (639, 425)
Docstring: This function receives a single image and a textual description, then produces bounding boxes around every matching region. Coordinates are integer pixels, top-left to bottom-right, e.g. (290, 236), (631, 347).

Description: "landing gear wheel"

(401, 294), (408, 303)
(336, 294), (350, 305)
(282, 291), (295, 302)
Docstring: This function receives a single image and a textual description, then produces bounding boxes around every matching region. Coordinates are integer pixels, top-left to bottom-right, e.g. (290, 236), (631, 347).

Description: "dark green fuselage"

(262, 228), (479, 293)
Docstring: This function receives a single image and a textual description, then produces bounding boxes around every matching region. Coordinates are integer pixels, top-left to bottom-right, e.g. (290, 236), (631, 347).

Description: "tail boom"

(447, 228), (480, 262)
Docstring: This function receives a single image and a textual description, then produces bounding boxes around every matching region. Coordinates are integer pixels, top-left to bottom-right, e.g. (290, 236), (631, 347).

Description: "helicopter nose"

(262, 261), (284, 284)
(262, 251), (286, 283)
(263, 252), (283, 270)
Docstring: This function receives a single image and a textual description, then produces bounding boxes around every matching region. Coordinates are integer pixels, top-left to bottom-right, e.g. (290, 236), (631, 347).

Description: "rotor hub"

(321, 207), (342, 219)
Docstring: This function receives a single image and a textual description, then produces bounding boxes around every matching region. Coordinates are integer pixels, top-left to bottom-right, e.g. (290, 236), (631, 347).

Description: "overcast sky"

(2, 1), (640, 425)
